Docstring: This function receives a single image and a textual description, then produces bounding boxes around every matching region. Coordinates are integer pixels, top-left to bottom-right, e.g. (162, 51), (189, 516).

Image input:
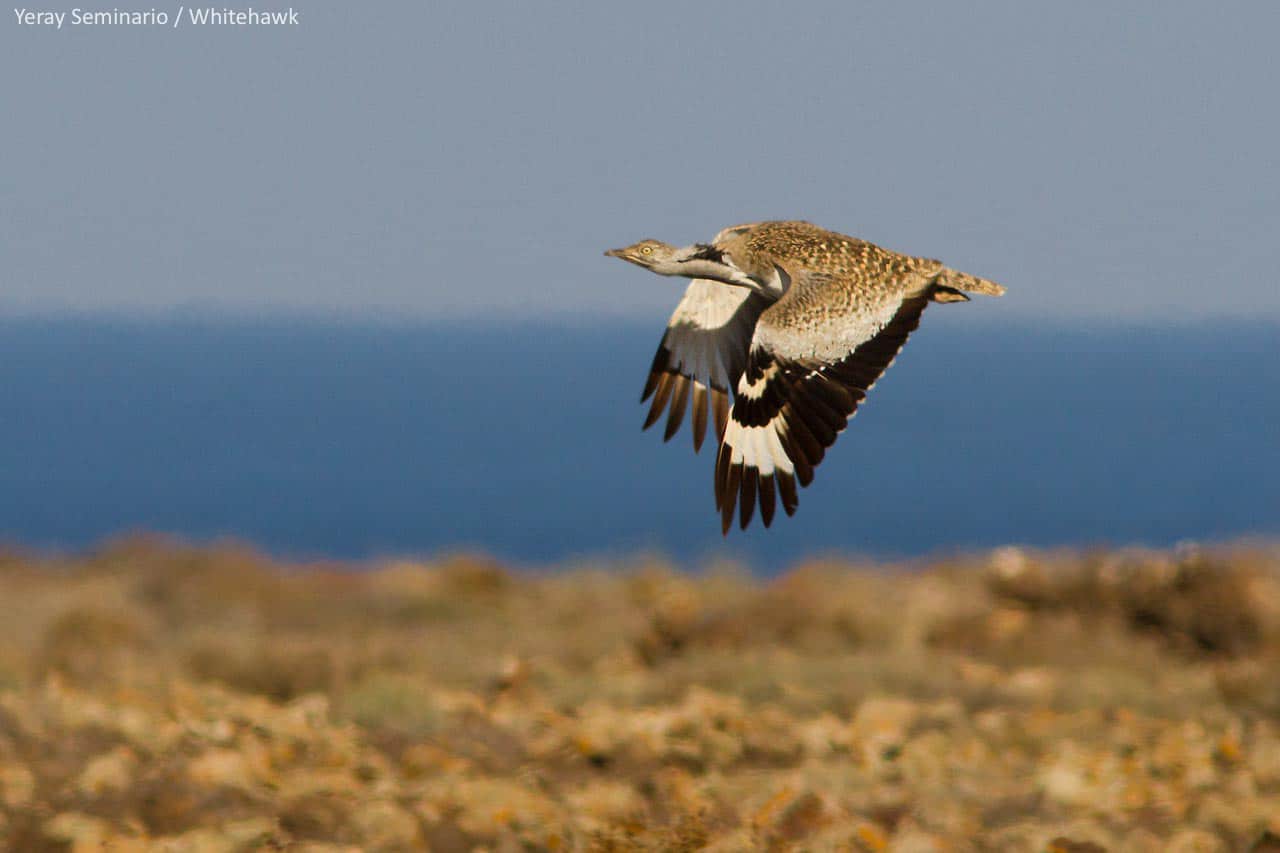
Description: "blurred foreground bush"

(0, 537), (1279, 850)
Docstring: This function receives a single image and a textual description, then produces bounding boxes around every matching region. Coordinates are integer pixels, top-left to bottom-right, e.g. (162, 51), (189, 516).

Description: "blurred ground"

(1, 539), (1279, 851)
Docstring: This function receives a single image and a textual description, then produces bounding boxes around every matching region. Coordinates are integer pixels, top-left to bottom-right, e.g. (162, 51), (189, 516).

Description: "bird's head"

(604, 239), (682, 272)
(605, 240), (758, 290)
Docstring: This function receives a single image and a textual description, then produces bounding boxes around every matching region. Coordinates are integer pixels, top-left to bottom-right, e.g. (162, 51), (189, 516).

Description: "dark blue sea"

(1, 316), (1276, 571)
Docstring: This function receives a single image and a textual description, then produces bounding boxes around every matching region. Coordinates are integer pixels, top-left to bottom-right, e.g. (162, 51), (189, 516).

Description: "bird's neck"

(676, 258), (762, 289)
(657, 246), (769, 293)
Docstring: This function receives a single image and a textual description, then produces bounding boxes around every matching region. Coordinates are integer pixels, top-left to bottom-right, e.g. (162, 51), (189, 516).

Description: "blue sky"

(4, 2), (1279, 322)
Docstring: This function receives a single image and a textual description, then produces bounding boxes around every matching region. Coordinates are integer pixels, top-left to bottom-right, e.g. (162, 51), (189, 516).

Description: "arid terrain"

(1, 539), (1279, 851)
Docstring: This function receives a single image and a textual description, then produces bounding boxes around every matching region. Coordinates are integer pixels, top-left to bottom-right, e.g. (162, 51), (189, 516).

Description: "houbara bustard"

(605, 220), (1006, 534)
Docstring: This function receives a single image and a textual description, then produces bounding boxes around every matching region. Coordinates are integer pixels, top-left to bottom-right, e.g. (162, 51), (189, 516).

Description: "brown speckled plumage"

(720, 220), (924, 279)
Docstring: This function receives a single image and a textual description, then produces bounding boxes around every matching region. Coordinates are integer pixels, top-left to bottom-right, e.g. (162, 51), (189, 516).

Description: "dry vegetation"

(2, 538), (1280, 851)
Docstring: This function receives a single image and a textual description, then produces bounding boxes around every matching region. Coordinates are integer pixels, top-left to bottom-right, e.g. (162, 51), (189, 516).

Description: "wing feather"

(715, 267), (933, 532)
(642, 280), (771, 452)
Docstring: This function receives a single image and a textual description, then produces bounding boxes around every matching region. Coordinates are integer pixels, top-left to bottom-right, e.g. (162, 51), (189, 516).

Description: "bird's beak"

(604, 248), (625, 259)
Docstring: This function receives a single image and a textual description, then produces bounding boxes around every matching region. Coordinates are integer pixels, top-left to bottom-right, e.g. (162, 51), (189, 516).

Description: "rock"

(186, 748), (260, 793)
(78, 745), (139, 795)
(853, 697), (921, 766)
(1039, 756), (1088, 807)
(565, 780), (644, 835)
(1006, 667), (1058, 703)
(44, 812), (116, 850)
(1166, 828), (1228, 853)
(351, 800), (422, 849)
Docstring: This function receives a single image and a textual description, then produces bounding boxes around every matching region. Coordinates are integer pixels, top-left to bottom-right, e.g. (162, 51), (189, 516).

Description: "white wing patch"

(722, 415), (795, 477)
(642, 279), (772, 451)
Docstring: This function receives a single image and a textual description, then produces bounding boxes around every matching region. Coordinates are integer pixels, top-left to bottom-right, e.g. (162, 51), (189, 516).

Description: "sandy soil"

(1, 538), (1279, 851)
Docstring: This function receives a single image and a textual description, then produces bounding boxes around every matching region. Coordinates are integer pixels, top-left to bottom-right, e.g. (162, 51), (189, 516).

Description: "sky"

(4, 2), (1279, 323)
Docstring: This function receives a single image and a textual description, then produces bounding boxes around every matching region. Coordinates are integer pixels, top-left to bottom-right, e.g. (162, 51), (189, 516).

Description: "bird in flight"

(605, 220), (1006, 534)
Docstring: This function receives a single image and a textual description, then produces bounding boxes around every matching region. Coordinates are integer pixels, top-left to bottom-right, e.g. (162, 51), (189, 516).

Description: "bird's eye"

(641, 246), (653, 255)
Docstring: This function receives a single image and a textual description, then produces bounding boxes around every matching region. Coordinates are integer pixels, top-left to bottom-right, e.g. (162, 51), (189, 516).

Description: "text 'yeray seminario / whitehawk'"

(13, 7), (299, 28)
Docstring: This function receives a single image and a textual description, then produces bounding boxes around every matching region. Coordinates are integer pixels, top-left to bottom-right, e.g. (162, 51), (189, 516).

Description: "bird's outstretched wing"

(715, 269), (935, 532)
(643, 280), (772, 452)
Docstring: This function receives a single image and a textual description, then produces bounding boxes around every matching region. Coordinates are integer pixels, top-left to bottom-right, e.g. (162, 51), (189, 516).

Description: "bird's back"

(720, 221), (935, 289)
(721, 220), (1003, 301)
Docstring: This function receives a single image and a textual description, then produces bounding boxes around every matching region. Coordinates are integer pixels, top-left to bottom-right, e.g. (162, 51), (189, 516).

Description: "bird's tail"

(936, 268), (1006, 297)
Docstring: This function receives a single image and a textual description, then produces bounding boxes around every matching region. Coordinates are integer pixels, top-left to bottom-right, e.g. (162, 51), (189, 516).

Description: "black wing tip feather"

(716, 441), (740, 534)
(758, 472), (776, 528)
(642, 372), (673, 430)
(714, 464), (787, 534)
(690, 384), (708, 452)
(738, 468), (756, 530)
(640, 373), (658, 404)
(641, 341), (676, 404)
(778, 470), (799, 517)
(662, 376), (690, 442)
(645, 371), (715, 453)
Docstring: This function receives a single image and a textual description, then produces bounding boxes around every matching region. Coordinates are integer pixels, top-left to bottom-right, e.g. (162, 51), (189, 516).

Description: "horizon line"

(2, 305), (1279, 333)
